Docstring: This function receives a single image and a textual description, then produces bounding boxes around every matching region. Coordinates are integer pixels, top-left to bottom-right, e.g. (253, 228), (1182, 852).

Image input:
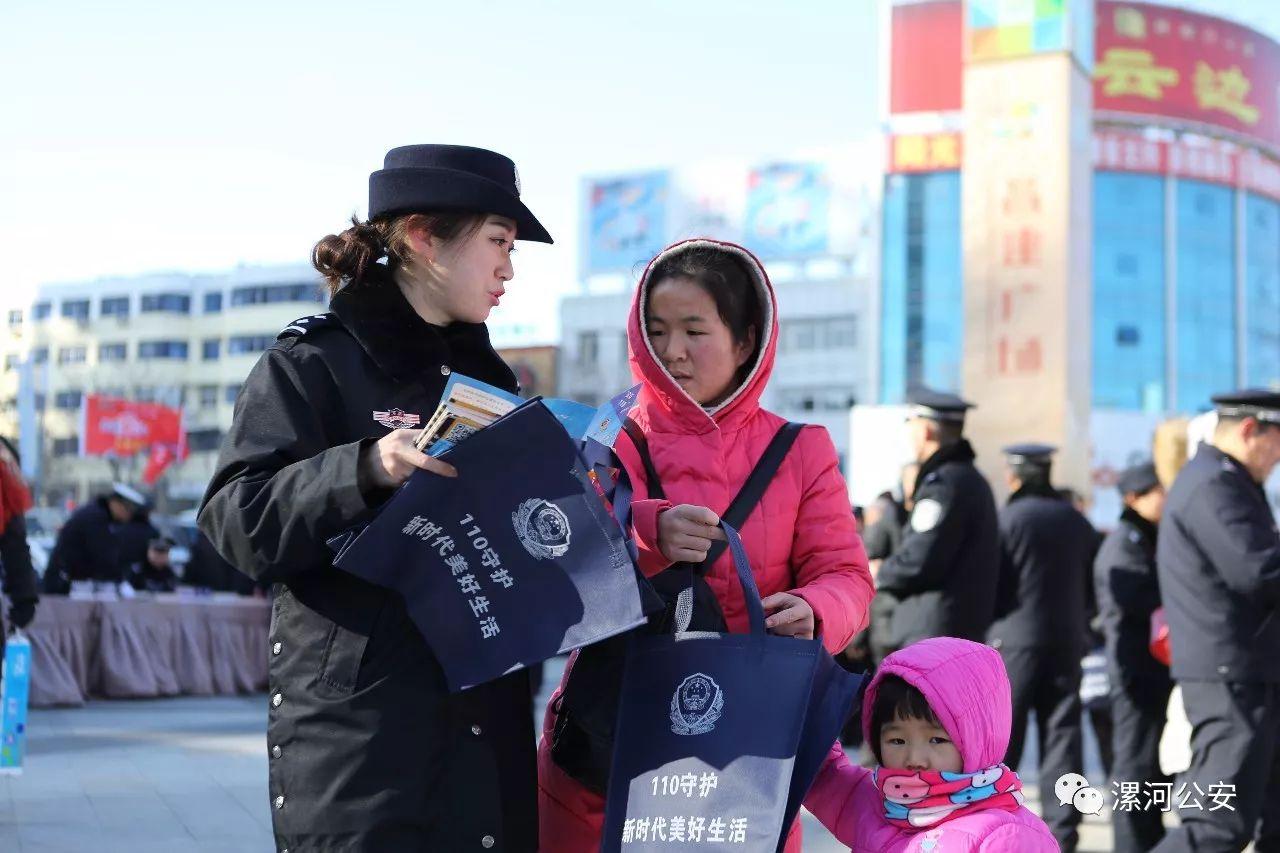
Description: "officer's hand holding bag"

(360, 427), (459, 488)
(330, 398), (652, 691)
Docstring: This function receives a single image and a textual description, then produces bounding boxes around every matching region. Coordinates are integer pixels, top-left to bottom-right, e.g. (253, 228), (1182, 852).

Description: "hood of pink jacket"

(862, 637), (1013, 774)
(626, 238), (777, 435)
(615, 238), (871, 653)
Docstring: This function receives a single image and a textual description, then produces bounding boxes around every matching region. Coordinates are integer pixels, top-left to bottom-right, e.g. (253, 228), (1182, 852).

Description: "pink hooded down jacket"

(804, 637), (1059, 852)
(537, 239), (874, 853)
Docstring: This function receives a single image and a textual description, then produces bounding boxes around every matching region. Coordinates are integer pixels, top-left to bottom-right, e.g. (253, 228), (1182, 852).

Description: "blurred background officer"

(1153, 391), (1280, 852)
(115, 496), (161, 585)
(0, 437), (39, 646)
(42, 483), (147, 594)
(862, 465), (915, 667)
(1095, 461), (1169, 853)
(126, 537), (179, 593)
(874, 389), (999, 653)
(989, 443), (1096, 853)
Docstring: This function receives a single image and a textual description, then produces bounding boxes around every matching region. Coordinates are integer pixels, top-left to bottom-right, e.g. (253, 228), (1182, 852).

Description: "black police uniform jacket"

(1156, 444), (1280, 682)
(1094, 508), (1170, 686)
(198, 276), (537, 852)
(874, 439), (1000, 647)
(43, 498), (123, 591)
(989, 484), (1097, 655)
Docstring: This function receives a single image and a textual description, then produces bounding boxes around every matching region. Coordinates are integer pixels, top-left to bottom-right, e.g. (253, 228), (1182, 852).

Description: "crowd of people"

(1, 143), (1275, 853)
(842, 386), (1280, 853)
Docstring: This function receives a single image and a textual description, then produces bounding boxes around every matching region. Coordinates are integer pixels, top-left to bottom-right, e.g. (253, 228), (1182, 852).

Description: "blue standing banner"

(602, 523), (865, 852)
(0, 633), (32, 775)
(331, 398), (651, 691)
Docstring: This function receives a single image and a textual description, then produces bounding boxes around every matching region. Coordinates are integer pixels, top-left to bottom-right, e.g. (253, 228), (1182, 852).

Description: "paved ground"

(0, 687), (1131, 852)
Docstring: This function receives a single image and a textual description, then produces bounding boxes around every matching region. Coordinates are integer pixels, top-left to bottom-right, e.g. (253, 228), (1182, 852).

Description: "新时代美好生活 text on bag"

(601, 522), (866, 852)
(330, 398), (653, 691)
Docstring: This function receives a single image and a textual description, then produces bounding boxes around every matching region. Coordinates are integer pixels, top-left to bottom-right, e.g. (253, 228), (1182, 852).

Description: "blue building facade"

(881, 169), (1280, 412)
(880, 171), (963, 403)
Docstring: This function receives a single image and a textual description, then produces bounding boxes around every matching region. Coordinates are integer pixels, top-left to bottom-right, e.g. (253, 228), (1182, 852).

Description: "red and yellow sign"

(887, 132), (963, 173)
(889, 1), (1280, 155)
(1095, 2), (1280, 151)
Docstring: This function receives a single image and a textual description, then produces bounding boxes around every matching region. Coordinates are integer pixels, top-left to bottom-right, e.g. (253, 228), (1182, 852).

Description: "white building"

(0, 265), (327, 508)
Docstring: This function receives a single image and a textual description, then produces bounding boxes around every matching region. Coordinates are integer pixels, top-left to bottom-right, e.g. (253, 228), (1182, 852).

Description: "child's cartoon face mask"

(879, 715), (963, 775)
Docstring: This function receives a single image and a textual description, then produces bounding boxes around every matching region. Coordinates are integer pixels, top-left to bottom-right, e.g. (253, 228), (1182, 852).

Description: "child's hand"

(761, 592), (815, 639)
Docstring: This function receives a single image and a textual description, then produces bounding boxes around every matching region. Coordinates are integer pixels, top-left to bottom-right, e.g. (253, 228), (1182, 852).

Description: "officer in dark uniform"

(1095, 461), (1169, 853)
(1152, 390), (1280, 852)
(875, 388), (1000, 650)
(199, 145), (553, 852)
(988, 443), (1095, 853)
(42, 483), (146, 593)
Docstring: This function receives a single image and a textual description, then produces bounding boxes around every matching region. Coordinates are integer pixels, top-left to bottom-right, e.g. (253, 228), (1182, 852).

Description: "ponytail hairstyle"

(312, 212), (485, 297)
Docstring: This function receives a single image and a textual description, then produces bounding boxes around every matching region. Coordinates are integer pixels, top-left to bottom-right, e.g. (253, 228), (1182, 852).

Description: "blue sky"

(1, 1), (1276, 341)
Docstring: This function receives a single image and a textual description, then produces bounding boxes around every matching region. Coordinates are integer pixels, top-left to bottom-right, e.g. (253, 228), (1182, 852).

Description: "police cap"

(111, 482), (147, 508)
(906, 388), (974, 424)
(1211, 389), (1280, 424)
(1001, 443), (1057, 465)
(1116, 461), (1160, 496)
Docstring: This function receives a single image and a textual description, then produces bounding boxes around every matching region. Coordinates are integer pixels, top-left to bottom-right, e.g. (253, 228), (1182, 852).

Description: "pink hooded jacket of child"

(537, 239), (874, 853)
(804, 637), (1059, 852)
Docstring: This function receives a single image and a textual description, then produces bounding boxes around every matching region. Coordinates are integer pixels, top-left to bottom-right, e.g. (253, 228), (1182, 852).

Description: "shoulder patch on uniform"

(910, 498), (944, 532)
(277, 313), (340, 341)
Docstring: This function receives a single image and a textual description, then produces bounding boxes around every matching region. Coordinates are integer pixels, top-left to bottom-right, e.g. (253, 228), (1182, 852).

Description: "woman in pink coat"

(537, 238), (874, 852)
(804, 637), (1059, 852)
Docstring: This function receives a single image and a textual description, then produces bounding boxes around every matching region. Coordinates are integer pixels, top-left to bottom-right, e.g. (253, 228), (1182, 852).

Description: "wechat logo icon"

(1055, 773), (1105, 816)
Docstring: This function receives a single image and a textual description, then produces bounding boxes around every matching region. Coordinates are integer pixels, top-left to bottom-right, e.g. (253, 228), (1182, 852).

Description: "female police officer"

(198, 145), (552, 852)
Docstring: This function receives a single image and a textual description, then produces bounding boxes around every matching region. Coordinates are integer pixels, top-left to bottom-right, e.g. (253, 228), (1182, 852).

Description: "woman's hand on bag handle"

(761, 592), (816, 640)
(657, 504), (726, 564)
(361, 429), (458, 490)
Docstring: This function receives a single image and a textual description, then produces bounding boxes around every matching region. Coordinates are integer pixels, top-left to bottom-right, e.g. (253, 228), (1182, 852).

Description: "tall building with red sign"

(883, 0), (1280, 487)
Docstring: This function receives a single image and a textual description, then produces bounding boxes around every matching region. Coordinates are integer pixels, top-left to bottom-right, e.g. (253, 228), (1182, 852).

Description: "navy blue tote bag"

(330, 398), (650, 691)
(602, 522), (866, 852)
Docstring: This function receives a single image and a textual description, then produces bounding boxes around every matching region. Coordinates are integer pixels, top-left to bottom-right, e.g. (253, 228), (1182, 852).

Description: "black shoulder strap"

(622, 417), (665, 501)
(696, 422), (805, 574)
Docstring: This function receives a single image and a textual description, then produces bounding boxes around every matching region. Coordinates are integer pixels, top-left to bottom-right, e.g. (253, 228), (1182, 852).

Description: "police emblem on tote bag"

(331, 399), (649, 691)
(670, 674), (724, 736)
(601, 523), (867, 852)
(513, 498), (572, 559)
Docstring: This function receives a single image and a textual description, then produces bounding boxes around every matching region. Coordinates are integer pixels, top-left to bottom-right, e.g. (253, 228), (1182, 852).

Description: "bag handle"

(671, 422), (804, 632)
(719, 521), (767, 636)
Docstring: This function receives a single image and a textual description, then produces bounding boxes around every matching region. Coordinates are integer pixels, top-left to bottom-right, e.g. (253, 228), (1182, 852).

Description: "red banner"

(82, 395), (184, 458)
(1092, 129), (1280, 201)
(143, 444), (176, 485)
(890, 1), (963, 115)
(1095, 2), (1280, 154)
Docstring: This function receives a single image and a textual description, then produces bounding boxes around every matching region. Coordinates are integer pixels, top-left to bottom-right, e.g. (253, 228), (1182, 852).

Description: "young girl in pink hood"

(805, 636), (1059, 852)
(537, 239), (874, 852)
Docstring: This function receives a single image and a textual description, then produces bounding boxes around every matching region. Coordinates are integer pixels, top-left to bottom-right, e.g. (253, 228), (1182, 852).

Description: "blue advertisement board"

(742, 163), (831, 258)
(585, 172), (670, 273)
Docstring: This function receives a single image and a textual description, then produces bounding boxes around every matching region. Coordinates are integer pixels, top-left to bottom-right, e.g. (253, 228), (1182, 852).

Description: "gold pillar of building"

(961, 28), (1094, 496)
